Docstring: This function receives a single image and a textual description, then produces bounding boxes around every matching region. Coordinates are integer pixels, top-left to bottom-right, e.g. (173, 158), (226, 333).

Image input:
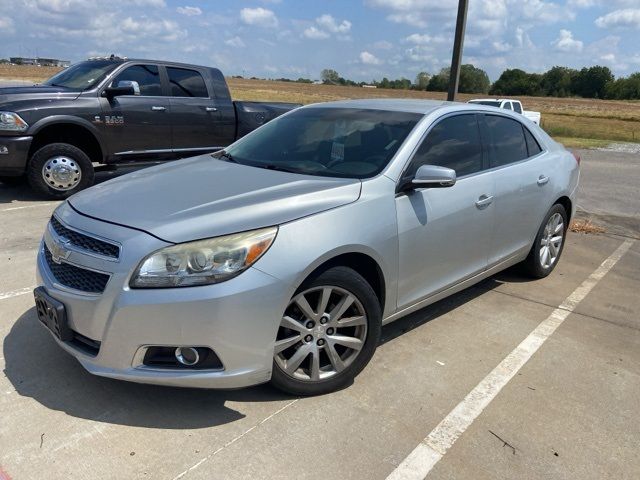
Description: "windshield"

(470, 100), (502, 107)
(219, 108), (422, 179)
(42, 60), (120, 91)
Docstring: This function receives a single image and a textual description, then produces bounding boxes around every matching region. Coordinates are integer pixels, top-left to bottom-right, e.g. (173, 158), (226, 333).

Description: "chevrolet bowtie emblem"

(50, 237), (72, 264)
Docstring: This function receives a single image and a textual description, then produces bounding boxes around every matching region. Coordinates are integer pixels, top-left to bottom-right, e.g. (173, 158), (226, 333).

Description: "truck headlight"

(130, 227), (277, 288)
(0, 112), (29, 132)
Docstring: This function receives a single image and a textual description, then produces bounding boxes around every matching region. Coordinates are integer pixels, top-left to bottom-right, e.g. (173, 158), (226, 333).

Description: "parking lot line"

(171, 399), (299, 480)
(386, 239), (634, 480)
(0, 287), (35, 301)
(0, 202), (58, 213)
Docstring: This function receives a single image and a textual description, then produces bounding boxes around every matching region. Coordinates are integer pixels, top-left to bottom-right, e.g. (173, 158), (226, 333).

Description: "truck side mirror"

(104, 80), (140, 98)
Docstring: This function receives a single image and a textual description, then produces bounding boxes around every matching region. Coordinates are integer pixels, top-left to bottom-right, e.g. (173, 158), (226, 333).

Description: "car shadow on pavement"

(3, 307), (292, 430)
(380, 266), (534, 344)
(0, 164), (160, 204)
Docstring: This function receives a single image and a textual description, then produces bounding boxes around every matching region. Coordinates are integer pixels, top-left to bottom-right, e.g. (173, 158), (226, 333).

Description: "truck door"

(99, 64), (172, 159)
(165, 66), (229, 151)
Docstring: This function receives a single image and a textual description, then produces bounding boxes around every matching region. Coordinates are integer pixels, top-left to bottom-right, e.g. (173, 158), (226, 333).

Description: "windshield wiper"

(259, 164), (304, 174)
(214, 151), (238, 163)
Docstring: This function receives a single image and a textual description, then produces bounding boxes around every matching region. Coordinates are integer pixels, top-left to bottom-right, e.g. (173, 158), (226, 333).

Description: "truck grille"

(44, 245), (110, 294)
(50, 216), (120, 259)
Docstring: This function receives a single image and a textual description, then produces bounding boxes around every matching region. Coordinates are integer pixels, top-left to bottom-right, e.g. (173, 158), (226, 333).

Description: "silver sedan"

(34, 99), (580, 395)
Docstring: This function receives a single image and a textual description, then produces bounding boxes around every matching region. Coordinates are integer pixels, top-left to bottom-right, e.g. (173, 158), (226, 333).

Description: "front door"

(395, 113), (494, 309)
(99, 64), (172, 157)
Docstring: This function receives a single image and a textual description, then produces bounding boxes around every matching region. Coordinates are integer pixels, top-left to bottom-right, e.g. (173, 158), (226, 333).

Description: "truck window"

(485, 115), (528, 167)
(513, 102), (523, 114)
(167, 67), (209, 98)
(112, 65), (162, 96)
(504, 102), (513, 111)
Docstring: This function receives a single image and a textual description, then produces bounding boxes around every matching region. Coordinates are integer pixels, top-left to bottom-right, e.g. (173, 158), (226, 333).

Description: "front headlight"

(0, 112), (29, 132)
(130, 227), (277, 288)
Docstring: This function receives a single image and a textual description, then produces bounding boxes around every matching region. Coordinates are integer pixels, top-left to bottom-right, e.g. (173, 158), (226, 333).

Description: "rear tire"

(27, 143), (95, 199)
(522, 204), (568, 278)
(270, 266), (381, 396)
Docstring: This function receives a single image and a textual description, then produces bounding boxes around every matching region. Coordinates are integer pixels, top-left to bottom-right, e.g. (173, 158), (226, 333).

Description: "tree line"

(320, 65), (640, 100)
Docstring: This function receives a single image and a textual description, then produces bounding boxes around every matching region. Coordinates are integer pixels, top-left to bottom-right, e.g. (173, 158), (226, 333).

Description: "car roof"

(469, 98), (520, 103)
(304, 98), (450, 115)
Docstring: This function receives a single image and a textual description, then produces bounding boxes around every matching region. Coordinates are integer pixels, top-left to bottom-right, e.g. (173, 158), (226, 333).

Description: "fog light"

(0, 146), (8, 155)
(175, 346), (200, 366)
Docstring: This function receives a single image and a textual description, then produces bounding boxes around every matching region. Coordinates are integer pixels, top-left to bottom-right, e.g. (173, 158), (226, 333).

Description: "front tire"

(522, 204), (568, 278)
(27, 143), (95, 199)
(271, 266), (381, 396)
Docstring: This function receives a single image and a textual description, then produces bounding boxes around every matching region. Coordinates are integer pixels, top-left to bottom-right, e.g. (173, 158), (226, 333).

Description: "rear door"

(395, 113), (494, 309)
(165, 66), (227, 151)
(481, 114), (551, 266)
(99, 64), (172, 157)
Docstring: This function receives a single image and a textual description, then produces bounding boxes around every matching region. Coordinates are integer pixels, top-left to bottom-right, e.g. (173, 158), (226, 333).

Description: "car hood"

(0, 85), (80, 103)
(69, 155), (362, 243)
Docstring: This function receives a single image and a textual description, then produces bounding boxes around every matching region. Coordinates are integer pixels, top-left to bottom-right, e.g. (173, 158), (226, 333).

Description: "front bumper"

(35, 203), (291, 388)
(0, 135), (32, 176)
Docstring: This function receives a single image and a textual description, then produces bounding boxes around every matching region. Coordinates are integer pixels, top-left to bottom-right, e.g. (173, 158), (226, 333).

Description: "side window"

(167, 67), (209, 97)
(485, 115), (528, 167)
(524, 127), (542, 156)
(513, 102), (523, 114)
(504, 102), (513, 111)
(407, 114), (483, 177)
(112, 65), (161, 96)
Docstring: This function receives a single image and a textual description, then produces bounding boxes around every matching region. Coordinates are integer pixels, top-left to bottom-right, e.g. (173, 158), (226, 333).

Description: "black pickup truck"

(0, 57), (299, 198)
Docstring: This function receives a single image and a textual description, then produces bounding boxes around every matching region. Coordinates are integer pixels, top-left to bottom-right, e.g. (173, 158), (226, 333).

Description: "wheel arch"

(298, 251), (387, 314)
(554, 195), (573, 222)
(28, 118), (105, 164)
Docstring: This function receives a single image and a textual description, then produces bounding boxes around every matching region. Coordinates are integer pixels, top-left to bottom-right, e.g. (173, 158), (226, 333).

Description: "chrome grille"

(44, 244), (110, 294)
(50, 216), (120, 259)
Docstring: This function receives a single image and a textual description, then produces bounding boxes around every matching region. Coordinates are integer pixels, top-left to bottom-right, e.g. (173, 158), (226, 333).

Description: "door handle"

(151, 106), (166, 111)
(205, 107), (218, 112)
(537, 175), (549, 185)
(475, 194), (494, 209)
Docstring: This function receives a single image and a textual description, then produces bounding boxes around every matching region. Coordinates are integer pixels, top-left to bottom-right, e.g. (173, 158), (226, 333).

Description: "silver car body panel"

(36, 99), (580, 388)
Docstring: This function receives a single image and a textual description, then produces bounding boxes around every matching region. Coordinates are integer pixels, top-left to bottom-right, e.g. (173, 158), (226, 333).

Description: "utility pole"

(447, 0), (469, 102)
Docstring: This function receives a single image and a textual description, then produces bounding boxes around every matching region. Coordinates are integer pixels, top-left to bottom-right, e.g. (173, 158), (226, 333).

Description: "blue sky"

(0, 0), (638, 81)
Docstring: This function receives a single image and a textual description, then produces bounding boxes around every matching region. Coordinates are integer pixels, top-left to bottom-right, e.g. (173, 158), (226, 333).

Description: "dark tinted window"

(513, 102), (523, 114)
(485, 115), (528, 167)
(524, 127), (542, 156)
(504, 102), (513, 110)
(408, 114), (483, 177)
(222, 108), (421, 179)
(112, 65), (161, 96)
(167, 67), (208, 97)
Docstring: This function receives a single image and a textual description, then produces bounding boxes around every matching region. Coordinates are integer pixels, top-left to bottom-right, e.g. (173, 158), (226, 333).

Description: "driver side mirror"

(103, 80), (140, 98)
(401, 164), (456, 192)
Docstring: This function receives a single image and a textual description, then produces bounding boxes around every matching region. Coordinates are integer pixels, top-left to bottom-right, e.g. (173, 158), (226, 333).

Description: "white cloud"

(595, 9), (640, 29)
(303, 26), (330, 39)
(316, 14), (351, 34)
(224, 36), (245, 48)
(176, 6), (201, 16)
(552, 29), (584, 52)
(240, 7), (279, 28)
(373, 40), (394, 50)
(303, 14), (351, 40)
(360, 51), (383, 65)
(0, 16), (14, 33)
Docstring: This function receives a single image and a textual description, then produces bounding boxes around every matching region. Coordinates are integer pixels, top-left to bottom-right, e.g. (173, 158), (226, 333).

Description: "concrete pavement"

(1, 175), (639, 479)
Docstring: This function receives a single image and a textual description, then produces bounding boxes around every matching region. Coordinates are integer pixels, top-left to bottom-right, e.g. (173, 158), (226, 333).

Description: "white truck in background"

(468, 99), (541, 125)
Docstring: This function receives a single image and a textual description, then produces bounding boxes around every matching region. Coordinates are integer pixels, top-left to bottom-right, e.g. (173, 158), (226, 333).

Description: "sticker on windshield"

(331, 142), (345, 162)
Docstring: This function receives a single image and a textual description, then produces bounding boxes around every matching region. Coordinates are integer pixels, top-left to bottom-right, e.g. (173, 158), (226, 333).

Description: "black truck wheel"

(27, 143), (95, 199)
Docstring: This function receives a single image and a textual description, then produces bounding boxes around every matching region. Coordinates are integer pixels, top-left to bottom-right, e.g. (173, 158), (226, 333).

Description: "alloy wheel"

(274, 286), (368, 382)
(539, 212), (564, 269)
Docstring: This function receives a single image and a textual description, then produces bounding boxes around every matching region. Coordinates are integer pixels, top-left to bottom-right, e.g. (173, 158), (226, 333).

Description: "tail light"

(572, 151), (581, 166)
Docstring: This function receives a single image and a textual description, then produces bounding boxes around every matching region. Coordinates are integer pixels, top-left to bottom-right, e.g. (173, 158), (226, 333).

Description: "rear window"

(485, 115), (528, 167)
(167, 67), (209, 97)
(524, 128), (542, 156)
(470, 100), (502, 108)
